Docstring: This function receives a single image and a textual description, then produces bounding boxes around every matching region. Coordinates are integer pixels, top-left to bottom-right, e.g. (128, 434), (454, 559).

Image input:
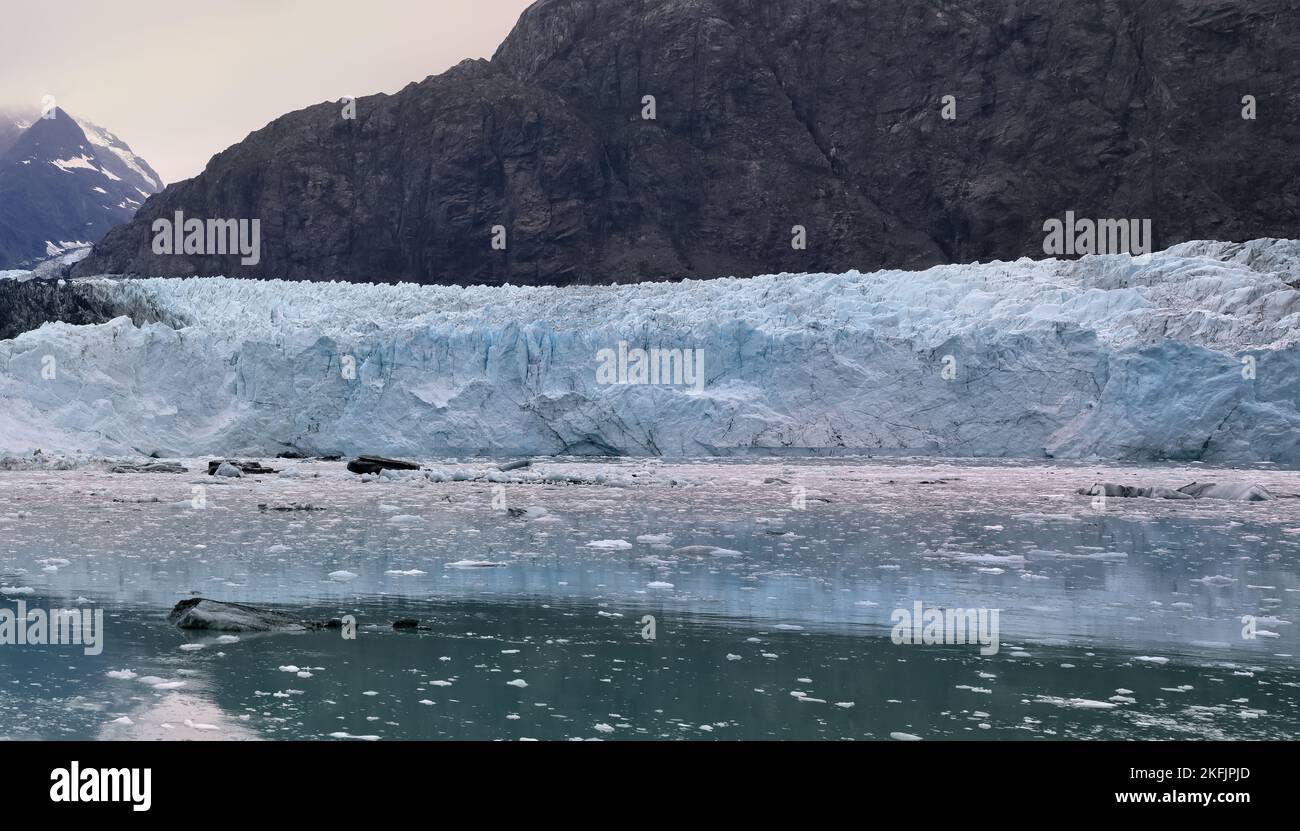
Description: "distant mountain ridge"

(77, 0), (1300, 284)
(0, 112), (34, 156)
(0, 108), (163, 268)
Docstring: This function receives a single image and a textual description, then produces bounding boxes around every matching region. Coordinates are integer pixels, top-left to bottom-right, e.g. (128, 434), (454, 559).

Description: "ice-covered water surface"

(3, 239), (1300, 461)
(0, 458), (1297, 740)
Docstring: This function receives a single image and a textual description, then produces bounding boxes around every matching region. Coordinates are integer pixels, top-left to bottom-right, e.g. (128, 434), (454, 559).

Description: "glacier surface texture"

(2, 239), (1299, 462)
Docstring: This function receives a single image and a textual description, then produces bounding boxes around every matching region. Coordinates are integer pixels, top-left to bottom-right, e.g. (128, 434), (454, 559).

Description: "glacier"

(2, 238), (1300, 462)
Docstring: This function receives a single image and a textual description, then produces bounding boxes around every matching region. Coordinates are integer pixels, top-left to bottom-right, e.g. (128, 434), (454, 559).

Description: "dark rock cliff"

(0, 278), (162, 341)
(75, 0), (1300, 284)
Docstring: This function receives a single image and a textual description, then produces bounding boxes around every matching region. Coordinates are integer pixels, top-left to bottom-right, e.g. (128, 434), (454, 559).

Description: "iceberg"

(2, 239), (1300, 462)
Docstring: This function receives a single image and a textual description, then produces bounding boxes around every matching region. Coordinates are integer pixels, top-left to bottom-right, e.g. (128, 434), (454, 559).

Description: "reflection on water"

(1, 458), (1297, 740)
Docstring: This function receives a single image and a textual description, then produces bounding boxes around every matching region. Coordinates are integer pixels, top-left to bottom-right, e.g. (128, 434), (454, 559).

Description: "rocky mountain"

(0, 108), (163, 268)
(76, 0), (1300, 284)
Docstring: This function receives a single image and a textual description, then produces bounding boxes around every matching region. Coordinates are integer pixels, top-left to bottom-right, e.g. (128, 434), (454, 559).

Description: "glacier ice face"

(2, 239), (1300, 462)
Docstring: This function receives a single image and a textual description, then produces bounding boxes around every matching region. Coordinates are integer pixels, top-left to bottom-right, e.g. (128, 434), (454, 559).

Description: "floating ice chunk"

(1133, 656), (1170, 665)
(647, 581), (675, 589)
(1192, 575), (1236, 586)
(447, 560), (506, 568)
(328, 570), (358, 581)
(329, 732), (380, 741)
(507, 679), (528, 688)
(586, 539), (632, 550)
(184, 719), (219, 731)
(1028, 549), (1127, 561)
(951, 553), (1026, 566)
(890, 732), (923, 741)
(385, 569), (427, 576)
(1034, 696), (1118, 709)
(106, 669), (137, 680)
(673, 545), (742, 558)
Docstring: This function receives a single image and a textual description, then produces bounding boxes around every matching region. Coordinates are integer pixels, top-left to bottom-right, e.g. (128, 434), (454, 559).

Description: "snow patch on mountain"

(74, 117), (161, 191)
(2, 239), (1299, 461)
(49, 154), (98, 173)
(43, 240), (92, 258)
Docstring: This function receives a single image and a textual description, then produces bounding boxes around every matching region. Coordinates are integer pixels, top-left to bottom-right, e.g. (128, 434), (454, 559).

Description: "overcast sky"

(1, 0), (536, 185)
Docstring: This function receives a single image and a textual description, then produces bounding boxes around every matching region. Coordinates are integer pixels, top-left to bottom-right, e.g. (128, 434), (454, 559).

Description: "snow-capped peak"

(74, 117), (162, 191)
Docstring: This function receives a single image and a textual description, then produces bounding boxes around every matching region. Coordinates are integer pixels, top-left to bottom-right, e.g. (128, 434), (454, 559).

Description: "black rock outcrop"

(0, 277), (163, 340)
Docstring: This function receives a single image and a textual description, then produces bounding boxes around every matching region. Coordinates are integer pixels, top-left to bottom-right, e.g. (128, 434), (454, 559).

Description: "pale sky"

(0, 0), (536, 185)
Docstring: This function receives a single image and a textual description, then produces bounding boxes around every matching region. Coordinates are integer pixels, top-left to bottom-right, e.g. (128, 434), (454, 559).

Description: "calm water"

(1, 458), (1297, 740)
